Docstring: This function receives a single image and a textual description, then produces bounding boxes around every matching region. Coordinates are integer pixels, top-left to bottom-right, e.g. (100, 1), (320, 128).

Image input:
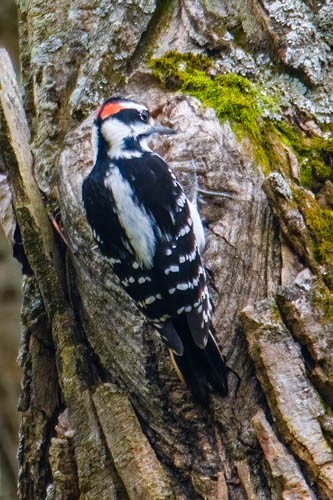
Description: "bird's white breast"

(104, 166), (156, 268)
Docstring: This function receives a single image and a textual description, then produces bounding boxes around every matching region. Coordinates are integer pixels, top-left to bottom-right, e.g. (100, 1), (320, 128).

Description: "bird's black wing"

(114, 152), (211, 351)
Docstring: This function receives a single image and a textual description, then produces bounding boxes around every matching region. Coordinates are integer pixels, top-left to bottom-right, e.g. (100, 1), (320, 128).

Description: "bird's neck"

(104, 135), (150, 161)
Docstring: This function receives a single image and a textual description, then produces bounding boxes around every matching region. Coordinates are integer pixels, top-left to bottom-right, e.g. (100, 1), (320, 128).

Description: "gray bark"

(0, 0), (332, 498)
(0, 227), (21, 499)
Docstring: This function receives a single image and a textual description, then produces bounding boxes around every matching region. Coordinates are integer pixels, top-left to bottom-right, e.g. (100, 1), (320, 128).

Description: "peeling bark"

(0, 0), (332, 498)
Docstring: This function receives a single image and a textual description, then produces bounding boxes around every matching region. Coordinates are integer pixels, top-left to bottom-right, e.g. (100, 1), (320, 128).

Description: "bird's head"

(92, 97), (175, 160)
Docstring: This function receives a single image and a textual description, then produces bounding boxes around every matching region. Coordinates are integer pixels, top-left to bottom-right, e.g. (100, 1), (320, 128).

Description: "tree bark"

(0, 0), (332, 498)
(0, 227), (21, 499)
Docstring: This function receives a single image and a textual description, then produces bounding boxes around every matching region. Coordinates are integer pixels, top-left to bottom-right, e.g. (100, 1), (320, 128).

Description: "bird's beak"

(150, 122), (177, 135)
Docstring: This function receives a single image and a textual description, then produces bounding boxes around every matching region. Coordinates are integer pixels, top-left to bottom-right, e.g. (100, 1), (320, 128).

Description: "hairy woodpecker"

(82, 97), (228, 403)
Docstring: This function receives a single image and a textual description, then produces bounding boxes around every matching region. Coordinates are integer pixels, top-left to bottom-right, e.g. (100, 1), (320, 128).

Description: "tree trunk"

(0, 0), (332, 498)
(0, 227), (21, 499)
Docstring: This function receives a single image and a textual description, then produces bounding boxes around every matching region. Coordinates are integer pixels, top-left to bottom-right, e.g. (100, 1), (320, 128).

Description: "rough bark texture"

(0, 228), (21, 499)
(0, 0), (332, 498)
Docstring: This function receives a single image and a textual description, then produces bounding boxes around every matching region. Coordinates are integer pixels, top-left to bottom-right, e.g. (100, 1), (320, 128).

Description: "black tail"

(170, 316), (228, 405)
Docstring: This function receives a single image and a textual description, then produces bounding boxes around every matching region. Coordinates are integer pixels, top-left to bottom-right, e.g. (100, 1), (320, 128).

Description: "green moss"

(152, 52), (332, 181)
(294, 189), (333, 289)
(301, 159), (333, 192)
(312, 284), (333, 322)
(301, 160), (332, 188)
(307, 208), (333, 260)
(150, 51), (333, 188)
(150, 51), (281, 170)
(273, 121), (333, 192)
(260, 122), (296, 177)
(324, 182), (333, 206)
(182, 72), (263, 142)
(150, 51), (212, 89)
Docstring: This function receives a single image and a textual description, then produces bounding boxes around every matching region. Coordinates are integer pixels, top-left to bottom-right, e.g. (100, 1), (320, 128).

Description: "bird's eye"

(140, 110), (149, 123)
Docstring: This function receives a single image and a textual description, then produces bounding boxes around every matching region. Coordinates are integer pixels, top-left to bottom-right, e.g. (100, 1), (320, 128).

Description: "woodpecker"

(82, 97), (228, 403)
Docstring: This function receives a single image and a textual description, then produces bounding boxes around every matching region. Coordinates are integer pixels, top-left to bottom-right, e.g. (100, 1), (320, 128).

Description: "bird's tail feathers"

(169, 318), (228, 405)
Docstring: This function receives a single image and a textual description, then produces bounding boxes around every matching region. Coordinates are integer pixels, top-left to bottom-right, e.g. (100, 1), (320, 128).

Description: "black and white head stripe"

(92, 98), (168, 161)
